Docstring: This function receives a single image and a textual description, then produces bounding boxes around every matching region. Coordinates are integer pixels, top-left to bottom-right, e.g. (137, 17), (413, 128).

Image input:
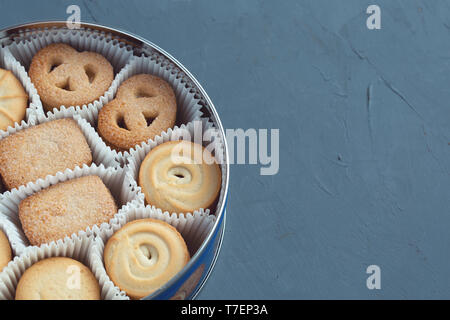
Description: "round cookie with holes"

(138, 140), (221, 214)
(29, 43), (114, 111)
(97, 74), (177, 152)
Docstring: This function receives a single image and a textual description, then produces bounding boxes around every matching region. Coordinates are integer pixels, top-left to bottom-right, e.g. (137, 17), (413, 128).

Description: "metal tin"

(0, 21), (229, 300)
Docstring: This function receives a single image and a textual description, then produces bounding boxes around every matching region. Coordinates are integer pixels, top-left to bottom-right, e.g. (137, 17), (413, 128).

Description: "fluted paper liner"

(126, 118), (227, 217)
(90, 202), (216, 299)
(0, 47), (42, 130)
(0, 235), (124, 300)
(0, 163), (144, 255)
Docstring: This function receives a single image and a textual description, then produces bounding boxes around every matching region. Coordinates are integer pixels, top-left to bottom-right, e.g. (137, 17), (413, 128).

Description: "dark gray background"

(2, 0), (450, 299)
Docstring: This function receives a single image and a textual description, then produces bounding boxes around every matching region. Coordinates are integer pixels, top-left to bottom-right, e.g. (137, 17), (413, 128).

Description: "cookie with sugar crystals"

(19, 175), (117, 246)
(0, 118), (92, 190)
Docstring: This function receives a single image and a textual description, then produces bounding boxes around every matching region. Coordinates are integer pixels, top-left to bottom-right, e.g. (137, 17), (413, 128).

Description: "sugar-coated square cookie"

(19, 175), (117, 246)
(0, 118), (92, 190)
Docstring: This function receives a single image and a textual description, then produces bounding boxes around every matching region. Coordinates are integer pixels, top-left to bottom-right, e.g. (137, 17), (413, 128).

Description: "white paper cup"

(0, 234), (124, 300)
(126, 118), (226, 217)
(0, 216), (21, 260)
(4, 28), (134, 119)
(90, 203), (216, 299)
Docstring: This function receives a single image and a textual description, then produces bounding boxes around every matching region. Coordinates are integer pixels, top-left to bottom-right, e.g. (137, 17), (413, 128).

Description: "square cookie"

(0, 118), (92, 190)
(19, 175), (117, 246)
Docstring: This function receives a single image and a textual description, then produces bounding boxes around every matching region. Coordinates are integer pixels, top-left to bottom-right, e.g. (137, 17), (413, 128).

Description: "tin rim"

(0, 21), (230, 300)
(191, 211), (226, 299)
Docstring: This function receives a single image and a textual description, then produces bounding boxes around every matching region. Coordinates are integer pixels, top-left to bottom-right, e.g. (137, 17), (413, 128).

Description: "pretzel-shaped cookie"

(98, 74), (177, 151)
(29, 43), (114, 111)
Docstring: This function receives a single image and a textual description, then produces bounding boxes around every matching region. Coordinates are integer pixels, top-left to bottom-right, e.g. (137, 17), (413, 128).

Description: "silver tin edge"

(191, 211), (226, 299)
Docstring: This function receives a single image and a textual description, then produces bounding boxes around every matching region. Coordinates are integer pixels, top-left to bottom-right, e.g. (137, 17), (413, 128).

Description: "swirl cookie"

(29, 43), (114, 111)
(0, 230), (12, 271)
(98, 74), (177, 152)
(0, 68), (28, 131)
(15, 257), (101, 300)
(19, 175), (117, 246)
(104, 219), (190, 299)
(139, 141), (221, 214)
(0, 118), (92, 190)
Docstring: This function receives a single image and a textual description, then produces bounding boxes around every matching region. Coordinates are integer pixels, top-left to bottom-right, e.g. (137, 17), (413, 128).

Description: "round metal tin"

(0, 21), (229, 300)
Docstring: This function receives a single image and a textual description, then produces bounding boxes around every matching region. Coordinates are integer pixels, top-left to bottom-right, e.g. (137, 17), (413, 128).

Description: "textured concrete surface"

(1, 0), (450, 299)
